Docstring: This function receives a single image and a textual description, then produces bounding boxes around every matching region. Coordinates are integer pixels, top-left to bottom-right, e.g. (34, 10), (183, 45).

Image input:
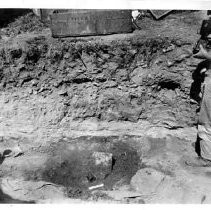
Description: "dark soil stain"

(39, 136), (141, 198)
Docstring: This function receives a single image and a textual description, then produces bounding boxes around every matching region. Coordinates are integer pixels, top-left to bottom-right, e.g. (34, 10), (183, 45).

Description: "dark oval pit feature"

(39, 135), (141, 198)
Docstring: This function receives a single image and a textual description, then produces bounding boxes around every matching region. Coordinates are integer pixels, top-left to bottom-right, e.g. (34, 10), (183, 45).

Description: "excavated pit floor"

(0, 135), (143, 202)
(2, 129), (211, 204)
(41, 136), (141, 197)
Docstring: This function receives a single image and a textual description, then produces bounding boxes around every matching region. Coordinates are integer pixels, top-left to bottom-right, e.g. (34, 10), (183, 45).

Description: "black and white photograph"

(0, 1), (211, 204)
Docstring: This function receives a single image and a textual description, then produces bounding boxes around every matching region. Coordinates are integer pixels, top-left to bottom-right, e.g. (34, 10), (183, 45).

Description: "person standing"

(187, 42), (211, 166)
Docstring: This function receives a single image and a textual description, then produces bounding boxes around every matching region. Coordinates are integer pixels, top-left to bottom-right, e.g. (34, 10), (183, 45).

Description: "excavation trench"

(32, 136), (141, 199)
(0, 11), (206, 203)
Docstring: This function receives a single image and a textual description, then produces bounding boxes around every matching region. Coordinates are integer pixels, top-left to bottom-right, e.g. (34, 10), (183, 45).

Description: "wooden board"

(50, 10), (133, 38)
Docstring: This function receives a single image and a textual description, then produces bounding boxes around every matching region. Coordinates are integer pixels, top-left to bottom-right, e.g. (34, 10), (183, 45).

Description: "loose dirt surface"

(0, 10), (211, 203)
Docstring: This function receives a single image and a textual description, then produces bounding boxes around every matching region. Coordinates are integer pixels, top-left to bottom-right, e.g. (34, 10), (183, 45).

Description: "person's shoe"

(185, 157), (211, 167)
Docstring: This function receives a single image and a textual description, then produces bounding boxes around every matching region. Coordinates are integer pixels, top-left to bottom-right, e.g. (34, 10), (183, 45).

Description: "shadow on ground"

(0, 188), (34, 203)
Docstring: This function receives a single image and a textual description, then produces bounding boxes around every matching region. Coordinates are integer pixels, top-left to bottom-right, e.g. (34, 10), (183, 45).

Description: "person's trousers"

(198, 75), (211, 161)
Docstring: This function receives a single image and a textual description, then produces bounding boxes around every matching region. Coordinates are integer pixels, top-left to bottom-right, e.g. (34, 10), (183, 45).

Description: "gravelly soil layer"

(0, 11), (204, 130)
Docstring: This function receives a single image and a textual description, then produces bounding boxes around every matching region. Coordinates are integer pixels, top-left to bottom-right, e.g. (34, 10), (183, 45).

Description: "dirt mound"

(1, 12), (47, 38)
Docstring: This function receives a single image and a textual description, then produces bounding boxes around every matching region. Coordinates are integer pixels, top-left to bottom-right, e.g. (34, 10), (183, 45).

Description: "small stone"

(53, 82), (59, 88)
(105, 81), (117, 88)
(155, 59), (163, 65)
(142, 64), (148, 68)
(140, 62), (147, 68)
(175, 53), (190, 62)
(129, 49), (137, 55)
(130, 84), (138, 88)
(175, 40), (182, 47)
(167, 60), (174, 67)
(165, 44), (175, 52)
(28, 89), (33, 95)
(4, 99), (9, 104)
(93, 82), (99, 87)
(190, 99), (198, 104)
(64, 53), (70, 59)
(38, 87), (44, 93)
(102, 54), (110, 59)
(175, 88), (180, 96)
(12, 145), (24, 158)
(31, 80), (38, 86)
(58, 90), (68, 96)
(17, 64), (25, 71)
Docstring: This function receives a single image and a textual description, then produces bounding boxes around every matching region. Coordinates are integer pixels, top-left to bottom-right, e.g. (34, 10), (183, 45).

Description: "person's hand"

(193, 44), (208, 59)
(193, 44), (210, 59)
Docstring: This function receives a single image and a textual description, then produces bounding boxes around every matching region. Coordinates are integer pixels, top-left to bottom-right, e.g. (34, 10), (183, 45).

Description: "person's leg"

(186, 75), (211, 166)
(198, 125), (211, 161)
(198, 76), (211, 161)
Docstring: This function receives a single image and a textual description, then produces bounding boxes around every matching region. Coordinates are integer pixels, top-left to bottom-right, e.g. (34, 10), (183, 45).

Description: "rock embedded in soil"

(92, 152), (112, 167)
(90, 152), (113, 180)
(130, 168), (165, 194)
